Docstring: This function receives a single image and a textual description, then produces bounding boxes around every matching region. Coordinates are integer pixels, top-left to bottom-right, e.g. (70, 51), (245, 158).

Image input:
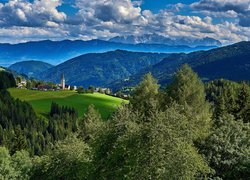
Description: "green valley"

(8, 88), (127, 119)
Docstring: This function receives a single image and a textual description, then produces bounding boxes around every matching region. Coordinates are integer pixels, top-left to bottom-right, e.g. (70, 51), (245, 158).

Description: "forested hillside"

(9, 61), (53, 77)
(110, 41), (250, 91)
(38, 50), (168, 87)
(0, 72), (78, 156)
(0, 66), (249, 179)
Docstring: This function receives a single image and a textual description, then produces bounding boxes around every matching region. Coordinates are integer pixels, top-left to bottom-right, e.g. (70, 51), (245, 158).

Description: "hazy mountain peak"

(109, 34), (222, 47)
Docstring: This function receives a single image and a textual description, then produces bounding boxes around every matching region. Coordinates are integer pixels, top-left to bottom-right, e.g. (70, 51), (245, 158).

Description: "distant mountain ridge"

(109, 41), (250, 91)
(9, 61), (53, 77)
(109, 34), (222, 47)
(0, 39), (217, 66)
(38, 50), (169, 87)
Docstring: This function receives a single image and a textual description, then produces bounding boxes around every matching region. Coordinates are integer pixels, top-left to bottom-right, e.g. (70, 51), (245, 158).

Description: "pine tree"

(165, 64), (212, 140)
(78, 105), (103, 142)
(130, 73), (160, 114)
(235, 82), (250, 123)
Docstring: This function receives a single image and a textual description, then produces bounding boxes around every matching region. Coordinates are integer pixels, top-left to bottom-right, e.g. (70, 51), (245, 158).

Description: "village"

(16, 73), (128, 99)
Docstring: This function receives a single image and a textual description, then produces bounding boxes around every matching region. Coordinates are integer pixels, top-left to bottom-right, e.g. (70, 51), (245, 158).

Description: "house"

(65, 85), (71, 90)
(17, 79), (27, 89)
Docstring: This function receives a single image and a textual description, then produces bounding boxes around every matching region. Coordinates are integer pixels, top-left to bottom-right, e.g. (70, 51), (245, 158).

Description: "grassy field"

(8, 88), (128, 119)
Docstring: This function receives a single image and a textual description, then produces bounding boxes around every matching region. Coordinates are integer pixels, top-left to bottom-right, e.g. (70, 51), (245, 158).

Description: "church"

(61, 73), (66, 90)
(60, 73), (77, 90)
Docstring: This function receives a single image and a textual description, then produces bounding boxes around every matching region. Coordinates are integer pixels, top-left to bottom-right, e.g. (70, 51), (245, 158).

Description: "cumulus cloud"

(0, 0), (66, 27)
(0, 0), (249, 44)
(191, 0), (250, 27)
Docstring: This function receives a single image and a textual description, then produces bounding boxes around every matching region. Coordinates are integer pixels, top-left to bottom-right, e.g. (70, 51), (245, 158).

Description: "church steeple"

(61, 73), (65, 90)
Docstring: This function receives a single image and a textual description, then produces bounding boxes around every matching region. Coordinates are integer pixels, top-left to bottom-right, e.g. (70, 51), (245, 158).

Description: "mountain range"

(6, 41), (250, 92)
(109, 34), (222, 47)
(37, 50), (168, 87)
(0, 39), (217, 67)
(109, 41), (250, 91)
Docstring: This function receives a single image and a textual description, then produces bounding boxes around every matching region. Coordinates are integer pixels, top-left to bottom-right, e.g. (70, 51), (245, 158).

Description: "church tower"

(61, 73), (65, 90)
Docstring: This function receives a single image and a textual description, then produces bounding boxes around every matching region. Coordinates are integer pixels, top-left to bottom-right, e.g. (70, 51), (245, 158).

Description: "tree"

(16, 76), (22, 84)
(0, 71), (16, 89)
(78, 105), (103, 142)
(199, 114), (250, 179)
(70, 86), (75, 91)
(11, 150), (32, 180)
(130, 73), (160, 113)
(12, 126), (28, 154)
(235, 82), (250, 123)
(0, 147), (32, 180)
(77, 86), (85, 94)
(92, 104), (210, 179)
(88, 86), (95, 93)
(165, 64), (211, 140)
(0, 147), (17, 179)
(206, 79), (250, 123)
(26, 81), (32, 89)
(31, 135), (93, 180)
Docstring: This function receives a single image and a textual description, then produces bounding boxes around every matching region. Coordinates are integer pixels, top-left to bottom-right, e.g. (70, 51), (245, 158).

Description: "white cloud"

(0, 0), (66, 27)
(0, 0), (249, 45)
(191, 0), (250, 26)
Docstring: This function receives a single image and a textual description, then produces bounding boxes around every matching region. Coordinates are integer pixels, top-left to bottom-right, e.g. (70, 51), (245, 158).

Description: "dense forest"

(0, 67), (249, 179)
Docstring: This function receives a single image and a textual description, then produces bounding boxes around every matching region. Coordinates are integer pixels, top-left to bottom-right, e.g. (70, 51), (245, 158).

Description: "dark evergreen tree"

(0, 71), (16, 89)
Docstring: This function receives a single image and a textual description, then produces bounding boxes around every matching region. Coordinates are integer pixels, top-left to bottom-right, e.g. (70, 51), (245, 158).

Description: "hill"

(110, 41), (250, 91)
(38, 50), (169, 87)
(8, 88), (127, 119)
(9, 61), (53, 77)
(0, 39), (217, 66)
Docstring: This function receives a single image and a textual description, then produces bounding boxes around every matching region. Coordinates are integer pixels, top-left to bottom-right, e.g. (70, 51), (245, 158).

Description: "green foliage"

(92, 104), (210, 179)
(130, 73), (160, 113)
(165, 64), (212, 140)
(0, 147), (32, 180)
(0, 71), (16, 89)
(199, 115), (250, 179)
(206, 79), (250, 123)
(88, 86), (95, 93)
(78, 105), (103, 142)
(0, 66), (249, 179)
(77, 86), (85, 94)
(31, 135), (92, 180)
(0, 90), (79, 156)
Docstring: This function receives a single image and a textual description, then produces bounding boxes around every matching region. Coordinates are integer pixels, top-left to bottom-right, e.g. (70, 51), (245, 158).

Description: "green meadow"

(8, 88), (128, 119)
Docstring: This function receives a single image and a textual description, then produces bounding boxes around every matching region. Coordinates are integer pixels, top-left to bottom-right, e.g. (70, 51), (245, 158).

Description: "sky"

(0, 0), (249, 44)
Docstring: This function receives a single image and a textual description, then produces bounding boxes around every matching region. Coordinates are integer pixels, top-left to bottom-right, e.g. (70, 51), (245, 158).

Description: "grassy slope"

(8, 88), (127, 119)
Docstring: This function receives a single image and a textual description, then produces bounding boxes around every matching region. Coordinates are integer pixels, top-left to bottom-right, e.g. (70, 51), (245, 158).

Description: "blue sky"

(0, 0), (249, 44)
(140, 0), (197, 12)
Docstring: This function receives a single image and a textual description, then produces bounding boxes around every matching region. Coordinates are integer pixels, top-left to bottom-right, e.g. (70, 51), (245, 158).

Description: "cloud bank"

(0, 0), (249, 44)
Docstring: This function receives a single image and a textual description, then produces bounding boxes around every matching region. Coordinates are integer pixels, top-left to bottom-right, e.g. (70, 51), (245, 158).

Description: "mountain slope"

(0, 39), (217, 66)
(109, 34), (222, 47)
(9, 61), (53, 77)
(38, 50), (169, 87)
(110, 41), (250, 91)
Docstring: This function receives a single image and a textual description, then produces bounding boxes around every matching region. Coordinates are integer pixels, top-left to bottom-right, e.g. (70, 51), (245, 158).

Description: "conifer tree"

(130, 73), (160, 114)
(165, 64), (212, 140)
(78, 105), (103, 142)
